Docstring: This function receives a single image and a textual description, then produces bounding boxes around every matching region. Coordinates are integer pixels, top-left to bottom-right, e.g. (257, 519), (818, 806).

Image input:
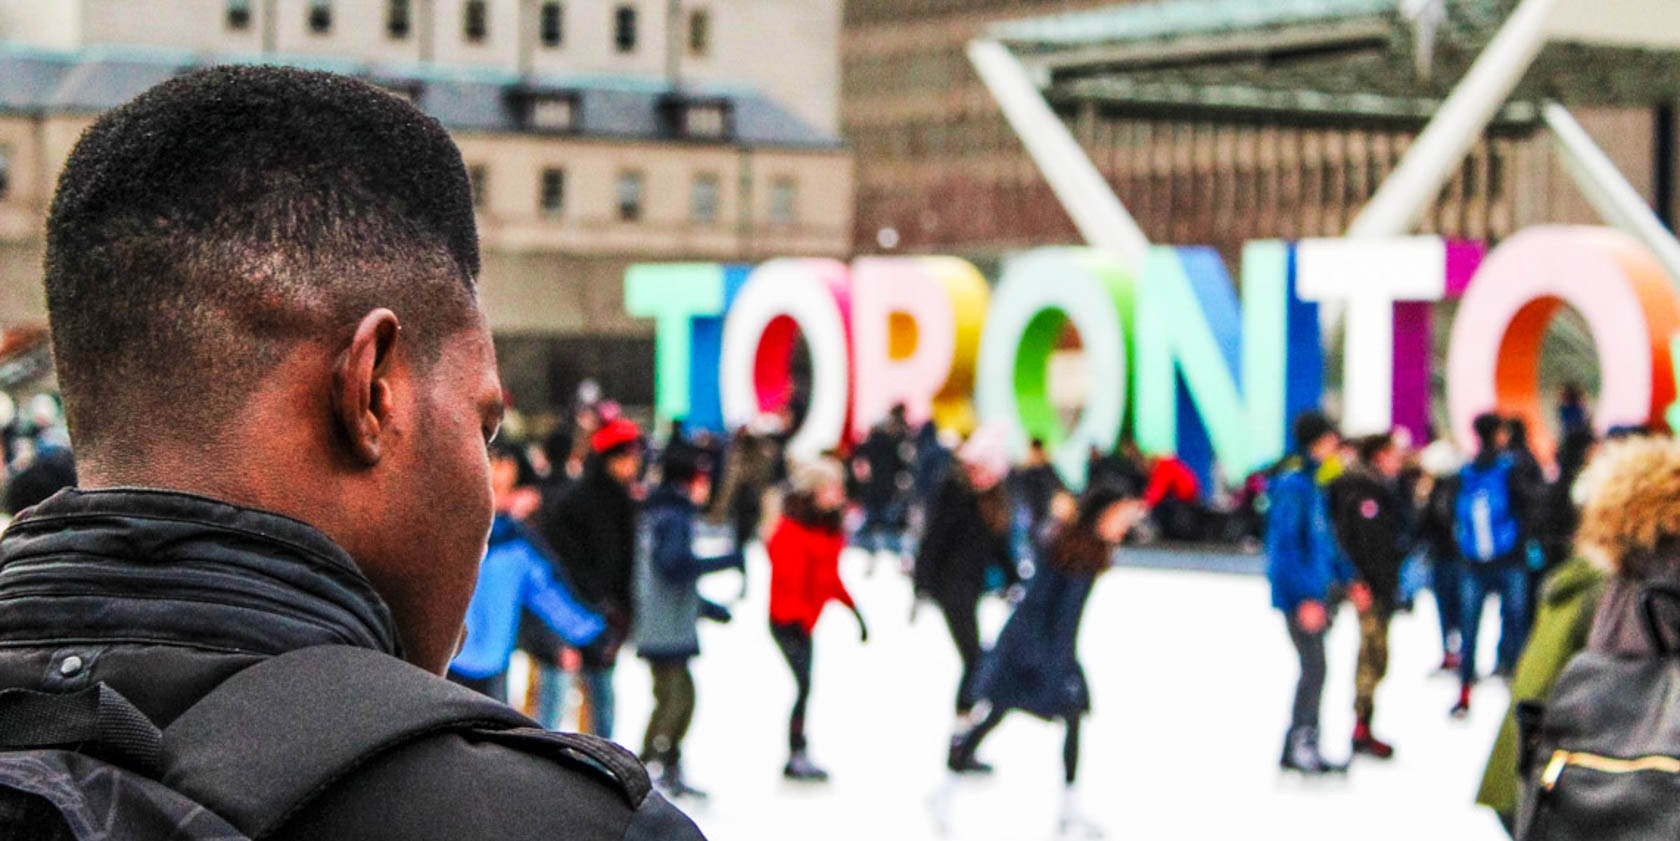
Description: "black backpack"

(0, 645), (675, 840)
(1516, 584), (1680, 839)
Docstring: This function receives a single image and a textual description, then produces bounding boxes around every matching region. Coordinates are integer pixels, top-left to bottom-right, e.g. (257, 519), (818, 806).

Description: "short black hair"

(1357, 433), (1395, 465)
(45, 65), (480, 452)
(1473, 412), (1504, 445)
(1293, 411), (1336, 453)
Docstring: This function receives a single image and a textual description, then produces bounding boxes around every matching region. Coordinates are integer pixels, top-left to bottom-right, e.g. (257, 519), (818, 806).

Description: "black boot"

(947, 735), (994, 776)
(783, 751), (830, 783)
(656, 761), (709, 801)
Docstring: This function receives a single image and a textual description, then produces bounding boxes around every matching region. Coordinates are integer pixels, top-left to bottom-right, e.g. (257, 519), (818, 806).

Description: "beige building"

(0, 0), (853, 412)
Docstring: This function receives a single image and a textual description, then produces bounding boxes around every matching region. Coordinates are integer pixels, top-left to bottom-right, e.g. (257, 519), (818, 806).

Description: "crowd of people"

(427, 388), (1163, 832)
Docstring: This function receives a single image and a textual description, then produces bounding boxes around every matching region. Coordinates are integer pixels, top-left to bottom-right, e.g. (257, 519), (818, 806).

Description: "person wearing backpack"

(0, 67), (703, 840)
(1505, 435), (1680, 839)
(1266, 411), (1356, 774)
(1451, 413), (1535, 718)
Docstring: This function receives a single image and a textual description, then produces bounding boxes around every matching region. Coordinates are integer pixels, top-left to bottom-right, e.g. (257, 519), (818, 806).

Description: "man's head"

(591, 418), (643, 486)
(1473, 412), (1506, 453)
(1027, 438), (1048, 467)
(1359, 433), (1402, 479)
(661, 448), (712, 506)
(45, 66), (502, 674)
(1293, 411), (1340, 464)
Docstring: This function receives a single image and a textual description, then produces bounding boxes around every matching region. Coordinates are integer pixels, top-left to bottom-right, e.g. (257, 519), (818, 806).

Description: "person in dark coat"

(1011, 438), (1066, 535)
(914, 423), (1018, 751)
(1327, 433), (1410, 760)
(539, 417), (642, 738)
(938, 483), (1143, 838)
(851, 405), (915, 564)
(633, 449), (744, 800)
(0, 65), (701, 840)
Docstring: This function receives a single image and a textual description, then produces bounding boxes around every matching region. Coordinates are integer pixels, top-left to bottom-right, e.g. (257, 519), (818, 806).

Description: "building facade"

(0, 0), (851, 413)
(843, 0), (1680, 267)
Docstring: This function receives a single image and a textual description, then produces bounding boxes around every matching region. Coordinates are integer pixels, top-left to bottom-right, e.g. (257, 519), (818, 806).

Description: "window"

(0, 146), (14, 200)
(540, 2), (563, 47)
(769, 177), (797, 224)
(468, 164), (488, 209)
(227, 0), (251, 30)
(463, 0), (488, 43)
(387, 0), (410, 38)
(307, 0), (332, 34)
(680, 102), (728, 139)
(688, 9), (710, 56)
(614, 6), (637, 53)
(540, 168), (565, 216)
(617, 170), (644, 221)
(691, 173), (720, 223)
(528, 95), (576, 132)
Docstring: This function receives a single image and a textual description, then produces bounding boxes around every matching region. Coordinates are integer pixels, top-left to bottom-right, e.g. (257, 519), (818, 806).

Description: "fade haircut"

(45, 65), (480, 452)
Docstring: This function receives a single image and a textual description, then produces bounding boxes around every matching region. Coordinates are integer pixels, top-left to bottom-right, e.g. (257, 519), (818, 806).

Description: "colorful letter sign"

(625, 224), (1680, 492)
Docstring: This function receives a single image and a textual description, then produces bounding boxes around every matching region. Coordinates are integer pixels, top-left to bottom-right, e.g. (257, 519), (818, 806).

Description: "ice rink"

(534, 546), (1517, 840)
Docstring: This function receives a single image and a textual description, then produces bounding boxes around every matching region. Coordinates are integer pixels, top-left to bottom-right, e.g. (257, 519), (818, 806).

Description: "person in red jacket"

(767, 456), (869, 782)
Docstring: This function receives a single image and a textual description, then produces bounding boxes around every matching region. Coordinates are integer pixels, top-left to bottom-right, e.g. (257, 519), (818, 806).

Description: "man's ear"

(332, 309), (402, 466)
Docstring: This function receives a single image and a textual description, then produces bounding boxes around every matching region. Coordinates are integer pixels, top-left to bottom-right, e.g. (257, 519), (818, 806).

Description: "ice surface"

(536, 546), (1515, 840)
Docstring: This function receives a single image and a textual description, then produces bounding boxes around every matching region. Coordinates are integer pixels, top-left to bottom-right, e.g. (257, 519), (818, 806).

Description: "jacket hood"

(1576, 437), (1680, 577)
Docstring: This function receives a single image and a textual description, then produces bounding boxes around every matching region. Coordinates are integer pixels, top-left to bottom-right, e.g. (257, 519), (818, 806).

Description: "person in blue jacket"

(634, 447), (746, 800)
(449, 443), (606, 704)
(1267, 411), (1354, 775)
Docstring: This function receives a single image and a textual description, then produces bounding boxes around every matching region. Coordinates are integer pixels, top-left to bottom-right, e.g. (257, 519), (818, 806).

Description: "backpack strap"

(156, 645), (646, 839)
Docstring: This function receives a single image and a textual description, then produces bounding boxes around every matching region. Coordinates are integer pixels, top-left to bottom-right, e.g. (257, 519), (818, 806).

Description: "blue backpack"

(1455, 456), (1520, 562)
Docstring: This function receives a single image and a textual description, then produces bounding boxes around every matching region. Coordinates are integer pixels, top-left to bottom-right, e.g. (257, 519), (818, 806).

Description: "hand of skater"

(852, 606), (870, 643)
(1349, 582), (1373, 614)
(1297, 599), (1328, 634)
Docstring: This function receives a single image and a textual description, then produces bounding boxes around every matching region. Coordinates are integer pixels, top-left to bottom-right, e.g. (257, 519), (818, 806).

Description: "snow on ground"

(523, 546), (1515, 840)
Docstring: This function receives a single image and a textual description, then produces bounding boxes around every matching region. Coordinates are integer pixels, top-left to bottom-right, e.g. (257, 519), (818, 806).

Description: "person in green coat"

(1474, 555), (1605, 829)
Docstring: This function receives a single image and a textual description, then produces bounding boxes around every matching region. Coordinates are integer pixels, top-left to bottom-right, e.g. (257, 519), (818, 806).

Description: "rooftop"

(0, 42), (841, 149)
(987, 0), (1680, 122)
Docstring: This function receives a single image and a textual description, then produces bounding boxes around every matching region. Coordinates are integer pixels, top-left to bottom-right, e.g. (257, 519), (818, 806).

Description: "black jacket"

(1328, 469), (1409, 610)
(0, 488), (702, 841)
(543, 465), (638, 619)
(915, 472), (1015, 607)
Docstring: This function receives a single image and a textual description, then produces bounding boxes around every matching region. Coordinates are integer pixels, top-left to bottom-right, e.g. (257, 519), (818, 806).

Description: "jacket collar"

(0, 488), (402, 658)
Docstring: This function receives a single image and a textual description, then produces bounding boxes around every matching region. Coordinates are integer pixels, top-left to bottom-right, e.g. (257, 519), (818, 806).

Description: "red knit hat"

(591, 418), (641, 454)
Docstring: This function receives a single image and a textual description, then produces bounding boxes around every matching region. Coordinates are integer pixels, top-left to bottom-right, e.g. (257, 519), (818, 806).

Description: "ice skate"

(1280, 728), (1345, 775)
(946, 735), (995, 775)
(1351, 721), (1395, 760)
(927, 777), (957, 836)
(1056, 789), (1105, 839)
(782, 751), (831, 783)
(655, 762), (710, 802)
(1450, 685), (1472, 720)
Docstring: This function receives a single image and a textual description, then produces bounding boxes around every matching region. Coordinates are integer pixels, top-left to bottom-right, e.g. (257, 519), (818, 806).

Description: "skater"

(1418, 436), (1466, 671)
(851, 404), (915, 567)
(449, 443), (607, 702)
(939, 484), (1144, 838)
(1451, 413), (1533, 718)
(540, 417), (643, 737)
(766, 456), (869, 782)
(634, 448), (746, 800)
(1267, 411), (1354, 774)
(1328, 433), (1411, 760)
(915, 422), (1018, 769)
(1011, 438), (1066, 536)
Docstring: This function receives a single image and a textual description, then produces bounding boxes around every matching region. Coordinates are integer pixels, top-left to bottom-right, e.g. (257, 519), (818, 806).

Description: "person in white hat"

(914, 422), (1019, 773)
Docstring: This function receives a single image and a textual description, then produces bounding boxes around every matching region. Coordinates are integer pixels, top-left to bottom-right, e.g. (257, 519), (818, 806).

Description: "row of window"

(469, 164), (798, 225)
(227, 1), (713, 56)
